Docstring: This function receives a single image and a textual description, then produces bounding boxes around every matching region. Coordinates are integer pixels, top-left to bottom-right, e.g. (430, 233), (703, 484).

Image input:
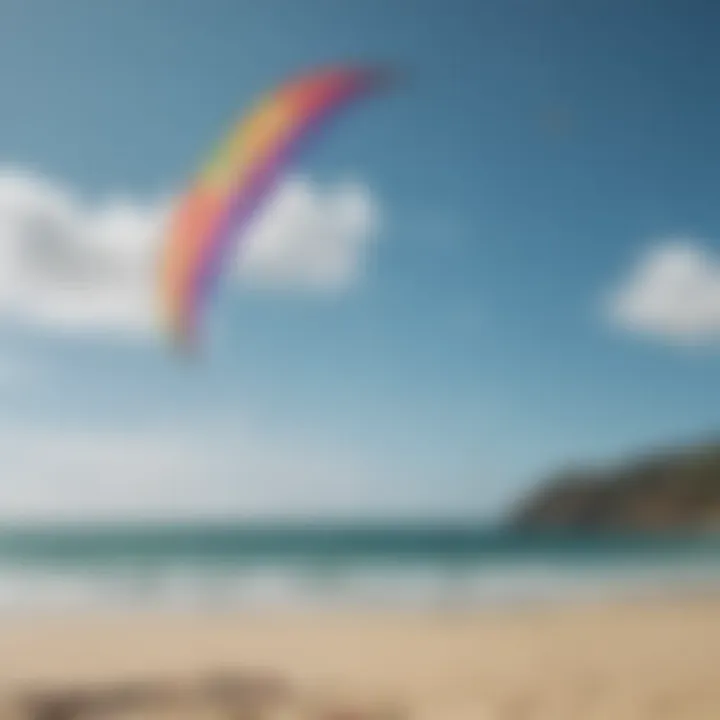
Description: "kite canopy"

(159, 64), (390, 352)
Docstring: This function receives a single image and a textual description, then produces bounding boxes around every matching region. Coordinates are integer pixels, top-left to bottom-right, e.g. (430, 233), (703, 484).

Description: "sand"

(1, 598), (719, 719)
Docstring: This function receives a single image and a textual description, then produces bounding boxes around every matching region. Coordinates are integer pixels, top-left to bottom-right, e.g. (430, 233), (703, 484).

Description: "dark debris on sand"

(2, 671), (408, 720)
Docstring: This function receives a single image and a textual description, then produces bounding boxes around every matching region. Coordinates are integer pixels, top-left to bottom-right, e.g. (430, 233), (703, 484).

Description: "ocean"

(0, 521), (718, 611)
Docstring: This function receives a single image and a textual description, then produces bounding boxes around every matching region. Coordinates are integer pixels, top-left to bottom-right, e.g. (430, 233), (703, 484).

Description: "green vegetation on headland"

(508, 440), (720, 532)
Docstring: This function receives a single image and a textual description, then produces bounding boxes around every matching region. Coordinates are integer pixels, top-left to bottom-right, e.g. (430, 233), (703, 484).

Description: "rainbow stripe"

(159, 65), (388, 351)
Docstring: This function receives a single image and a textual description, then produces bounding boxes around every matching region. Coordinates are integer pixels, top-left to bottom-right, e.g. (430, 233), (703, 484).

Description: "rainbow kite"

(159, 64), (390, 352)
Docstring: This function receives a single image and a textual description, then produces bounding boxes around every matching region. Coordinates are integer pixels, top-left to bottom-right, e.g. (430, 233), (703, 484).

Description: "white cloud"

(605, 239), (720, 344)
(239, 176), (379, 291)
(0, 167), (379, 340)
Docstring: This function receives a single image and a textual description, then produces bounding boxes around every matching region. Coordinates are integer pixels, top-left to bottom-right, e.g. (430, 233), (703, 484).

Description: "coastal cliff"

(508, 441), (720, 531)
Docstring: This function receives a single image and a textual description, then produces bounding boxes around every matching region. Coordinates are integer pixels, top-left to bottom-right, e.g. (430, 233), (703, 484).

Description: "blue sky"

(0, 0), (719, 519)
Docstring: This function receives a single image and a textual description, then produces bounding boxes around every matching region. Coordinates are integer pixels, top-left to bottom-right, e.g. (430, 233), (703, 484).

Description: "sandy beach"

(0, 598), (719, 719)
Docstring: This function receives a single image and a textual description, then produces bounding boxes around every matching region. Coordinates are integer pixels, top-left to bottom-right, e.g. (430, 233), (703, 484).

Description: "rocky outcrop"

(508, 441), (720, 531)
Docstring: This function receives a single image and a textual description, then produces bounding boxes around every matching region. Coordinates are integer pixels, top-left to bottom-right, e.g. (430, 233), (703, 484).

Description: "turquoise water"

(0, 522), (718, 609)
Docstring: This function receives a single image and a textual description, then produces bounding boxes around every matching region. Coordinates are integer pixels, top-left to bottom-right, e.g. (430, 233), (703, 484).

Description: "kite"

(159, 64), (390, 352)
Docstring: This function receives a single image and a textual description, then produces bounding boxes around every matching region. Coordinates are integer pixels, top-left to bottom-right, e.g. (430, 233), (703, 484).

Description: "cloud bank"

(0, 423), (375, 520)
(606, 239), (720, 344)
(0, 420), (481, 521)
(0, 167), (379, 340)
